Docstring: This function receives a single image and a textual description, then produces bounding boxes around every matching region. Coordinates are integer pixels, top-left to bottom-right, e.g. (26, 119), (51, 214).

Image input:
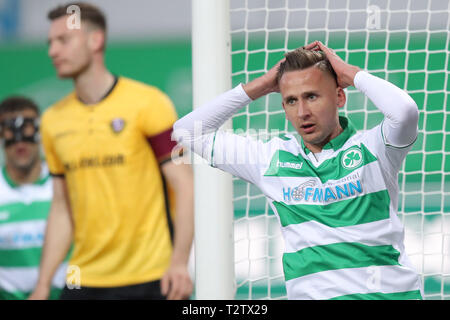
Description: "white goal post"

(191, 0), (235, 299)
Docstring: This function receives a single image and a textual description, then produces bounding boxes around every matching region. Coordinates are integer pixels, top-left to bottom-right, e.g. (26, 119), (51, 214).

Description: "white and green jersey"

(0, 164), (66, 300)
(174, 71), (422, 300)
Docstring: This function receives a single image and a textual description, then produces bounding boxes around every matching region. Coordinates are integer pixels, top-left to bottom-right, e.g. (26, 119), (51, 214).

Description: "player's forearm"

(36, 199), (73, 289)
(171, 198), (194, 265)
(168, 165), (194, 265)
(173, 85), (251, 146)
(354, 71), (419, 146)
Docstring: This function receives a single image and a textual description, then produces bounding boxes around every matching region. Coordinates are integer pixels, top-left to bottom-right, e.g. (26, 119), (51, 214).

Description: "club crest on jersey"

(110, 118), (126, 134)
(342, 147), (363, 169)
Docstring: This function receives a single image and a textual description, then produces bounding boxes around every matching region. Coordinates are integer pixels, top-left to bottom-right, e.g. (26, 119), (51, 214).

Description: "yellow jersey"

(41, 77), (179, 287)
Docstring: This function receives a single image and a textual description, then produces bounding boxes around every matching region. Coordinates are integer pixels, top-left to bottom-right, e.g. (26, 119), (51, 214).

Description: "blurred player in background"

(0, 96), (67, 299)
(29, 2), (194, 300)
(174, 41), (422, 300)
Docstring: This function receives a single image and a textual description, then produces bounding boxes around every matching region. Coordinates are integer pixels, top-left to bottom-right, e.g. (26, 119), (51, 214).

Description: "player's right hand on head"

(265, 58), (286, 92)
(243, 58), (285, 100)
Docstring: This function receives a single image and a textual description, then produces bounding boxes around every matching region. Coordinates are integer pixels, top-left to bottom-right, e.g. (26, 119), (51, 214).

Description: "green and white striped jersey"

(174, 71), (422, 300)
(208, 116), (422, 299)
(0, 164), (66, 300)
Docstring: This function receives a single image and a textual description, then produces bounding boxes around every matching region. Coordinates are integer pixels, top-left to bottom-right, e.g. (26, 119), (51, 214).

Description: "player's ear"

(336, 87), (346, 109)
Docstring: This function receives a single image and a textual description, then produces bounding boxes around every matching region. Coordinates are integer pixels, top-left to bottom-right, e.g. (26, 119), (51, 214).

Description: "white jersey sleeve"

(354, 71), (419, 173)
(208, 130), (280, 185)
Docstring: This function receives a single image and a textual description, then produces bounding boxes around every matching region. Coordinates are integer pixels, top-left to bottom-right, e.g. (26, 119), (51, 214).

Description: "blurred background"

(0, 0), (193, 122)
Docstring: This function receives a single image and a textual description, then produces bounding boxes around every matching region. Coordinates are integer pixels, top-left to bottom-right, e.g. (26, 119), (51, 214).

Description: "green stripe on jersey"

(0, 201), (51, 225)
(283, 242), (401, 281)
(0, 287), (63, 300)
(274, 190), (390, 228)
(0, 247), (42, 268)
(330, 290), (422, 300)
(264, 143), (377, 183)
(276, 134), (292, 141)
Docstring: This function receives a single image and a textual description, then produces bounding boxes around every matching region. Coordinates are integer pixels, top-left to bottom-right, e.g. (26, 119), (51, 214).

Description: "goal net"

(228, 0), (450, 299)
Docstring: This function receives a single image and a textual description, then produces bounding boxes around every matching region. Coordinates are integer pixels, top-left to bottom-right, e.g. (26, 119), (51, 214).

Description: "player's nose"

(297, 102), (311, 119)
(48, 41), (60, 59)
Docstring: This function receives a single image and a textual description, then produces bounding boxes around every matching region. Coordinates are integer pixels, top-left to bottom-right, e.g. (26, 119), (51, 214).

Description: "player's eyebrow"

(301, 91), (319, 98)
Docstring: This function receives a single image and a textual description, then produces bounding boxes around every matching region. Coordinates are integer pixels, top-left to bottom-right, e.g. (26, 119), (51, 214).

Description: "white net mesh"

(229, 0), (450, 299)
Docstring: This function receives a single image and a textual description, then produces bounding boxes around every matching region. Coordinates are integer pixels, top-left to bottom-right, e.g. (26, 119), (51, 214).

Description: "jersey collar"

(76, 75), (119, 106)
(300, 116), (357, 155)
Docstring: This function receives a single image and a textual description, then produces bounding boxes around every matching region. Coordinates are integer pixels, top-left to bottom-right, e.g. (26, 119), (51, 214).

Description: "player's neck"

(304, 124), (344, 154)
(5, 158), (42, 186)
(74, 63), (115, 105)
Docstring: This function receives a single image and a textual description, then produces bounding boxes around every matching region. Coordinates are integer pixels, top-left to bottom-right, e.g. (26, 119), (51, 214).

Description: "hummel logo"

(277, 161), (303, 170)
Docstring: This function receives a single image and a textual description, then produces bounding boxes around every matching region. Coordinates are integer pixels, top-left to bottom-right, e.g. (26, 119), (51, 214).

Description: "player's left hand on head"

(160, 263), (193, 300)
(302, 41), (360, 88)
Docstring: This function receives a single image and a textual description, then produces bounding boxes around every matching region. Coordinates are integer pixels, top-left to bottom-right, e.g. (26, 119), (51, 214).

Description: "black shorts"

(59, 279), (166, 300)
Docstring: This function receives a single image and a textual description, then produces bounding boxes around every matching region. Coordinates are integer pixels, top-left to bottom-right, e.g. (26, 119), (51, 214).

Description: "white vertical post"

(191, 0), (235, 299)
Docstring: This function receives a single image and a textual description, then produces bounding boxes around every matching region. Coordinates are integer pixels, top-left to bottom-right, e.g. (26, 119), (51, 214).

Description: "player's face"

(280, 67), (346, 153)
(48, 17), (92, 78)
(1, 109), (40, 171)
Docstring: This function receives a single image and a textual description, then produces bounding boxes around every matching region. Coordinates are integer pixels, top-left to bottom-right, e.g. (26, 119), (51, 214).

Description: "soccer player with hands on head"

(174, 41), (422, 300)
